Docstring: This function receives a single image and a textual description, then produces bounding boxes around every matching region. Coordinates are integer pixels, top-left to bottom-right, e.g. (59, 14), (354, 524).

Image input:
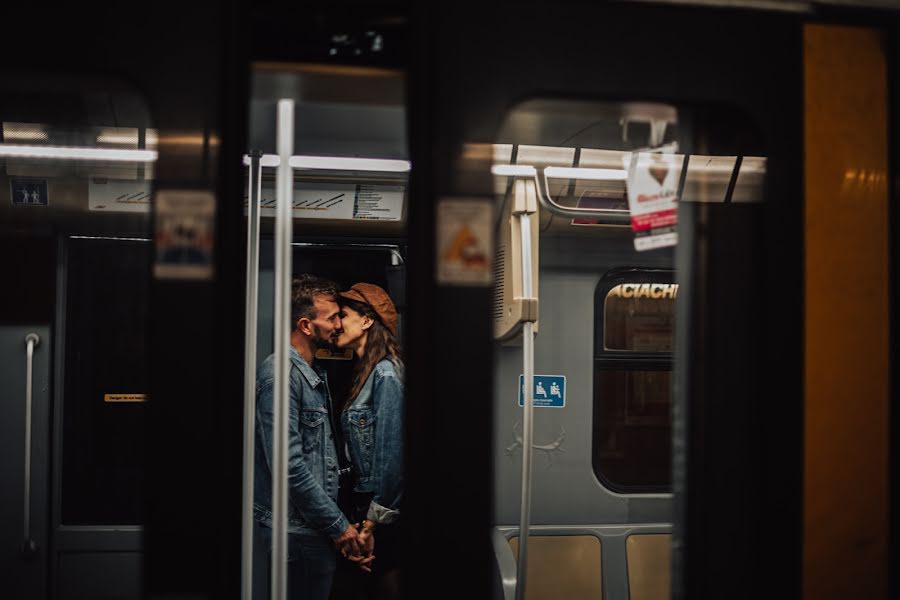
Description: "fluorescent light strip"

(289, 156), (411, 172)
(70, 236), (151, 242)
(243, 154), (281, 167)
(0, 144), (157, 162)
(544, 166), (628, 181)
(5, 131), (48, 142)
(491, 164), (537, 177)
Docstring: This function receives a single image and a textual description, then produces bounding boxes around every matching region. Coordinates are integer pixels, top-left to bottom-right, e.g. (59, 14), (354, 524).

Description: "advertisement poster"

(435, 198), (493, 286)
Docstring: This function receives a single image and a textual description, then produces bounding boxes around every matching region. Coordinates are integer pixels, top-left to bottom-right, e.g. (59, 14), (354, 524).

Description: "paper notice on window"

(154, 190), (215, 280)
(625, 153), (681, 251)
(352, 185), (404, 221)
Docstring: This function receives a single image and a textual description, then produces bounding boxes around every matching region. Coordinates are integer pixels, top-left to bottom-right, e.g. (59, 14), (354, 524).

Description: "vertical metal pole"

(241, 151), (263, 600)
(272, 100), (294, 600)
(515, 211), (535, 600)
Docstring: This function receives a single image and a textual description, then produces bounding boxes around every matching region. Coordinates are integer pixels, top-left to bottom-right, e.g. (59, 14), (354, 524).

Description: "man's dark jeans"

(254, 523), (337, 600)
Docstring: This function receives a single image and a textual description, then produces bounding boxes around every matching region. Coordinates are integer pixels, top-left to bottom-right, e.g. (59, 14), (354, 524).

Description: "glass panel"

(604, 283), (677, 352)
(61, 238), (149, 525)
(592, 368), (672, 491)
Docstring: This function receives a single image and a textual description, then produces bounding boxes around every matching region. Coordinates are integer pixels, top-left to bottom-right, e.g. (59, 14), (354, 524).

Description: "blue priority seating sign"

(518, 374), (566, 408)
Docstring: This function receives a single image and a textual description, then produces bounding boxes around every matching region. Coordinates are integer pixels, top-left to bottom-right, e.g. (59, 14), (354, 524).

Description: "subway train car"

(0, 1), (897, 599)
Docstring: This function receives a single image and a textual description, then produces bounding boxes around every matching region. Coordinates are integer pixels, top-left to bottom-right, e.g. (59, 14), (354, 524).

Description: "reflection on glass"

(604, 283), (677, 352)
(593, 369), (672, 489)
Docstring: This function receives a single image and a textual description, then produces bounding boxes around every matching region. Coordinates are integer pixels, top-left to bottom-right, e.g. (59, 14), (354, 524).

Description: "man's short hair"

(291, 274), (338, 325)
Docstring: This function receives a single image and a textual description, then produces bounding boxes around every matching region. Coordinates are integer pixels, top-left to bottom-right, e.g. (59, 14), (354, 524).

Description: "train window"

(593, 269), (674, 493)
(603, 282), (677, 352)
(61, 238), (151, 525)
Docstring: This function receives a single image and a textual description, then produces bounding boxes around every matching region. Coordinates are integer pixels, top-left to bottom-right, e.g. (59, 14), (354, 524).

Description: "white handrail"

(514, 180), (538, 600)
(271, 99), (295, 600)
(23, 333), (40, 557)
(241, 152), (262, 600)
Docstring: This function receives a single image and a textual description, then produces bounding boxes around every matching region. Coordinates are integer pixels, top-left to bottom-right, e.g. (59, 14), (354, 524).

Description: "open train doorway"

(241, 62), (409, 600)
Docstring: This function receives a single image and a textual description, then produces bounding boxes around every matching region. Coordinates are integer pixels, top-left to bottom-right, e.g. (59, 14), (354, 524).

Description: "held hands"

(334, 521), (376, 573)
(357, 520), (376, 565)
(334, 523), (361, 558)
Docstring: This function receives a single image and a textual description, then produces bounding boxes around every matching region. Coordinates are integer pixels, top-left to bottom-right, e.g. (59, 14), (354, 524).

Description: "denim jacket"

(253, 346), (350, 539)
(341, 358), (404, 524)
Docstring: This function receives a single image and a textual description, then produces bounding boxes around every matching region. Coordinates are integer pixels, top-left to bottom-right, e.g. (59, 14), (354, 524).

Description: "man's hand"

(333, 523), (361, 559)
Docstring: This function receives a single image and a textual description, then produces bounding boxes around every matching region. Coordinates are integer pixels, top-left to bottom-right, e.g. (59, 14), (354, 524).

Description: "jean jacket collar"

(288, 345), (324, 387)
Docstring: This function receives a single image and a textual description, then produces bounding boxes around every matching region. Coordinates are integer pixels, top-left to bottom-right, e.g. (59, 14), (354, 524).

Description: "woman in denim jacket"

(335, 282), (404, 593)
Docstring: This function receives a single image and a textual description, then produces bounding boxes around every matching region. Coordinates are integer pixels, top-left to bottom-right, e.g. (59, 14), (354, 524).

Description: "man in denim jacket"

(254, 274), (364, 599)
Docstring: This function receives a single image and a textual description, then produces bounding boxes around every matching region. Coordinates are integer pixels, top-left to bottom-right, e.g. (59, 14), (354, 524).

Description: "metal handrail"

(291, 242), (404, 266)
(533, 169), (631, 224)
(514, 180), (538, 600)
(241, 151), (262, 600)
(271, 99), (295, 600)
(23, 332), (40, 558)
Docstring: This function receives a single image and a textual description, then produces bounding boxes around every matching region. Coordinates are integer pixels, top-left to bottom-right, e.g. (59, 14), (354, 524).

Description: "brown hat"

(338, 283), (399, 336)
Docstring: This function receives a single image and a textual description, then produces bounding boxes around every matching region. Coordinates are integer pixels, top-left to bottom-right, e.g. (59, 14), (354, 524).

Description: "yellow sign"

(607, 283), (678, 300)
(104, 394), (148, 403)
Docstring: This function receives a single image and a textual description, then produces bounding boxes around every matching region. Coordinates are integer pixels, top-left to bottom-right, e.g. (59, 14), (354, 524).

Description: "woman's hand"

(355, 521), (376, 572)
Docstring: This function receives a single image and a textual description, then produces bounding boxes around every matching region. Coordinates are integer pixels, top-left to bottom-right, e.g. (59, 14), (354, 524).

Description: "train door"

(0, 78), (156, 599)
(1, 323), (51, 598)
(0, 4), (246, 598)
(406, 3), (805, 599)
(239, 15), (410, 596)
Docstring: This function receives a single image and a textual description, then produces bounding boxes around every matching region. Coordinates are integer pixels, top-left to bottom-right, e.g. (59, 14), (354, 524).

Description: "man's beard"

(312, 324), (340, 351)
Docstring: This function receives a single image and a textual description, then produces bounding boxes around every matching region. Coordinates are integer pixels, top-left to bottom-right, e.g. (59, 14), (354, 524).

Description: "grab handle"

(22, 332), (39, 559)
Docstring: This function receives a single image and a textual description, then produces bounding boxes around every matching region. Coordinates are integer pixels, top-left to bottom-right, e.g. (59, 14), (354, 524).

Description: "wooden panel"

(804, 24), (889, 600)
(626, 534), (671, 600)
(510, 535), (601, 600)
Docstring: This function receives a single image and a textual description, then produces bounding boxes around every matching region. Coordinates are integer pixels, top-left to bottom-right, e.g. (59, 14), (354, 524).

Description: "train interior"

(487, 99), (764, 599)
(0, 57), (768, 599)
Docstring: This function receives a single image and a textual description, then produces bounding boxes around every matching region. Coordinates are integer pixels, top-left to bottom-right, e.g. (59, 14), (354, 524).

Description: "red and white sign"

(625, 153), (680, 251)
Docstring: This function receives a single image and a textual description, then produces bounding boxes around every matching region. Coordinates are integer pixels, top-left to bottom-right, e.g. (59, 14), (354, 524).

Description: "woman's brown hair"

(341, 297), (403, 410)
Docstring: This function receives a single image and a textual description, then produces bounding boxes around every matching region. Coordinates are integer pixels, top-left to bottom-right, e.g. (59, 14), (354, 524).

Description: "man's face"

(308, 295), (343, 349)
